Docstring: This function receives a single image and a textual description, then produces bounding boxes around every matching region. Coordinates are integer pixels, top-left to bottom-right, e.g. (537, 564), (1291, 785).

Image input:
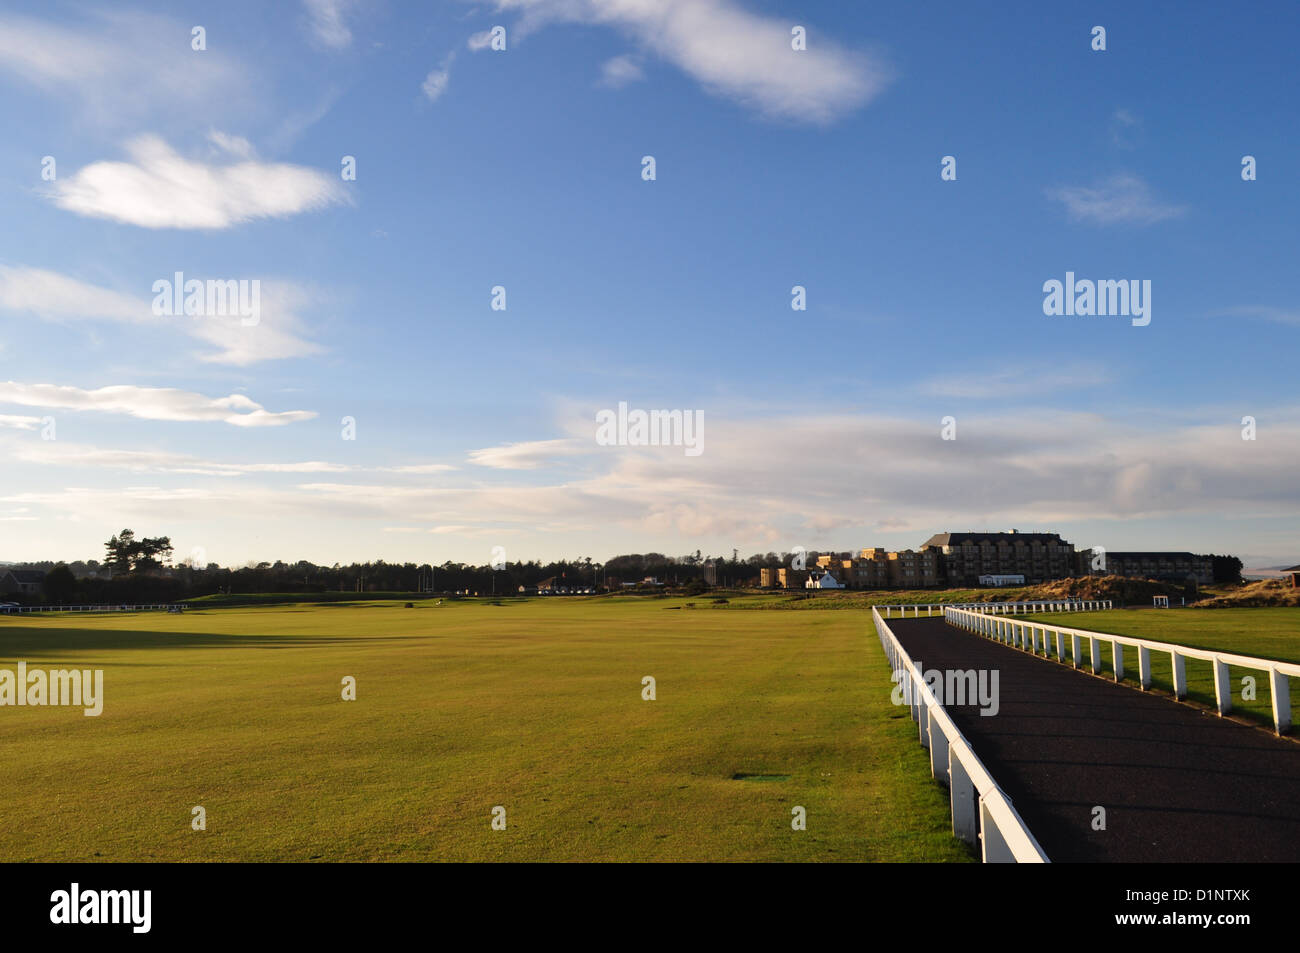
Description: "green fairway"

(1022, 608), (1300, 731)
(0, 597), (969, 862)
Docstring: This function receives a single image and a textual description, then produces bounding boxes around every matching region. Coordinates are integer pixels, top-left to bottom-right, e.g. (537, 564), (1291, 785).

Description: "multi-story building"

(1089, 552), (1214, 586)
(920, 530), (1076, 586)
(756, 534), (1220, 590)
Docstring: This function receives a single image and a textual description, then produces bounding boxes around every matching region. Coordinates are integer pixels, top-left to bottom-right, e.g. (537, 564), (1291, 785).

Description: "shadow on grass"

(0, 627), (414, 660)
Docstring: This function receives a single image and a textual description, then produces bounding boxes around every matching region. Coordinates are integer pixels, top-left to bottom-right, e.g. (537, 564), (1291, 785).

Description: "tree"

(105, 529), (136, 572)
(1210, 554), (1243, 584)
(42, 564), (77, 603)
(104, 529), (174, 573)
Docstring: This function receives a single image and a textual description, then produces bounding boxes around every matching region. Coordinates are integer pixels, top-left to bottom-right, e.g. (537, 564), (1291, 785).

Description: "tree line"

(4, 530), (798, 603)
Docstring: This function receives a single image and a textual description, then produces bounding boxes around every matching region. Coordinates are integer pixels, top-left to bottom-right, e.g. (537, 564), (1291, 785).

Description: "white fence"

(877, 599), (1110, 619)
(944, 605), (1298, 735)
(0, 604), (182, 615)
(873, 607), (1049, 863)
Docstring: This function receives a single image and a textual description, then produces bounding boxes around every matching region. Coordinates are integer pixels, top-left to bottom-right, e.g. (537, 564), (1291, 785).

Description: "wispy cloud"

(422, 53), (456, 102)
(468, 0), (891, 123)
(302, 0), (360, 49)
(921, 363), (1111, 400)
(0, 414), (43, 430)
(0, 266), (325, 365)
(0, 10), (250, 125)
(48, 134), (348, 229)
(0, 382), (315, 427)
(7, 406), (1300, 550)
(1218, 306), (1300, 327)
(468, 438), (588, 469)
(467, 29), (497, 52)
(1110, 107), (1141, 148)
(1047, 173), (1186, 226)
(599, 54), (645, 88)
(0, 266), (147, 323)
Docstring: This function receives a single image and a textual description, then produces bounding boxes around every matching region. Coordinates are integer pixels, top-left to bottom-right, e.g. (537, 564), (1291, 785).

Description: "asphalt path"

(890, 616), (1300, 862)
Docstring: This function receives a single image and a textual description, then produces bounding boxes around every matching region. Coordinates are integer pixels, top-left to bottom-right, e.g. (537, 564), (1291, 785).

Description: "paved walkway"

(889, 617), (1300, 862)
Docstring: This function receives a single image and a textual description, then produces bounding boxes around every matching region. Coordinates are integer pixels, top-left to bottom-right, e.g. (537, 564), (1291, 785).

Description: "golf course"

(0, 596), (970, 862)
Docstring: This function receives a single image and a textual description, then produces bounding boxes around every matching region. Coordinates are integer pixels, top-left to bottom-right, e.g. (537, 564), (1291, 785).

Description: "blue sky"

(1, 0), (1297, 568)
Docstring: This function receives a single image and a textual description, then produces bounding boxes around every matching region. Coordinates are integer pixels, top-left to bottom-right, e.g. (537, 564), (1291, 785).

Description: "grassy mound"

(1194, 579), (1300, 609)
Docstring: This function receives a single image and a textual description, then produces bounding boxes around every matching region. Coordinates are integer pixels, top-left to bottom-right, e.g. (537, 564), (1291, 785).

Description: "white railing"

(0, 604), (183, 615)
(873, 607), (1048, 863)
(875, 599), (1105, 619)
(943, 605), (1297, 735)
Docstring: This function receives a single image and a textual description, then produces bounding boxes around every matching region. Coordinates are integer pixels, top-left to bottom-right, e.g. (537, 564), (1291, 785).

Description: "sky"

(0, 0), (1298, 569)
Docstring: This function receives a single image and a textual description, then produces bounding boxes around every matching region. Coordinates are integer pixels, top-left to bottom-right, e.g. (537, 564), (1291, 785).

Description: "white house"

(806, 571), (843, 589)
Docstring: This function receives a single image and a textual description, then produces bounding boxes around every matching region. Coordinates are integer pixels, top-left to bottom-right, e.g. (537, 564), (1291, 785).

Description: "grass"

(0, 597), (969, 862)
(1020, 607), (1300, 730)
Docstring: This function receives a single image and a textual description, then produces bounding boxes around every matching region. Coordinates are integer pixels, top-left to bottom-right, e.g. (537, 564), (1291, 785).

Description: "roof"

(5, 569), (46, 583)
(922, 532), (1067, 548)
(1105, 552), (1205, 560)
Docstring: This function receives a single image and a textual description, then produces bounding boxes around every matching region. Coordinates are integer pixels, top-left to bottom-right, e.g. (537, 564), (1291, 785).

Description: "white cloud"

(1048, 173), (1186, 226)
(49, 135), (348, 230)
(0, 414), (43, 430)
(469, 0), (891, 123)
(303, 0), (359, 49)
(0, 267), (147, 323)
(0, 11), (251, 125)
(467, 29), (496, 51)
(422, 54), (455, 102)
(7, 405), (1296, 557)
(186, 282), (327, 366)
(10, 441), (352, 476)
(0, 382), (315, 427)
(599, 54), (645, 88)
(0, 266), (324, 365)
(207, 129), (256, 159)
(468, 438), (588, 469)
(384, 463), (459, 474)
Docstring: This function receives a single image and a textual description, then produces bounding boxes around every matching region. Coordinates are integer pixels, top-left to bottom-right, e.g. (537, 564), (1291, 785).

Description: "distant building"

(750, 532), (1225, 592)
(979, 573), (1025, 587)
(805, 570), (843, 589)
(0, 569), (44, 595)
(1097, 552), (1213, 586)
(922, 530), (1076, 586)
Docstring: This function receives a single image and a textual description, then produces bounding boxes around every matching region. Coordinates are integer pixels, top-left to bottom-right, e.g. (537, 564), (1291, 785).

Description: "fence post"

(1269, 669), (1291, 735)
(1112, 642), (1124, 682)
(929, 709), (949, 783)
(1055, 630), (1064, 660)
(979, 798), (1014, 863)
(1138, 647), (1152, 689)
(949, 752), (978, 846)
(1090, 637), (1102, 674)
(1213, 659), (1232, 715)
(1172, 652), (1187, 699)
